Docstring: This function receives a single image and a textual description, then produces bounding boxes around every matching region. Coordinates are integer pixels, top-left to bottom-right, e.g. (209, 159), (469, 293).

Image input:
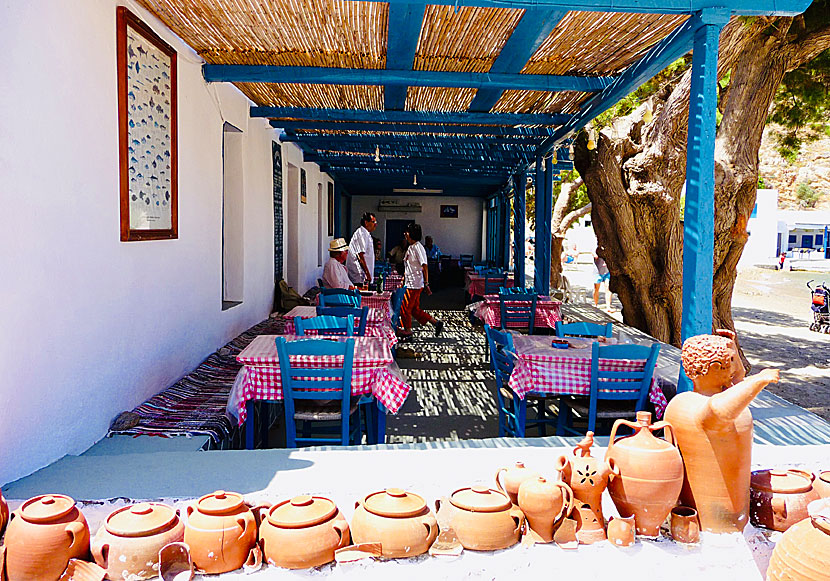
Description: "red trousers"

(400, 288), (434, 330)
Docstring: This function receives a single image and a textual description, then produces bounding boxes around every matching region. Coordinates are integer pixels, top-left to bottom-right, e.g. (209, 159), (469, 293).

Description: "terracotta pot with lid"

(3, 494), (90, 581)
(184, 490), (260, 574)
(351, 488), (438, 558)
(440, 486), (524, 551)
(91, 502), (184, 580)
(259, 495), (349, 569)
(750, 469), (820, 532)
(495, 462), (540, 505)
(767, 497), (830, 580)
(814, 471), (830, 498)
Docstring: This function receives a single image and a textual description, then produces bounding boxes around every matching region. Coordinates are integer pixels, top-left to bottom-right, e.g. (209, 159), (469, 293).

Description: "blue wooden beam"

(385, 3), (426, 110)
(280, 132), (548, 146)
(323, 165), (508, 179)
(513, 171), (527, 287)
(252, 106), (571, 126)
(271, 119), (555, 136)
(306, 145), (536, 162)
(469, 9), (566, 112)
(204, 65), (616, 92)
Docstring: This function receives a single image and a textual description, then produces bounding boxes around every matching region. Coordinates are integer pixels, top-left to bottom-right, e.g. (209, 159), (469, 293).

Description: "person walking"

(347, 212), (377, 287)
(400, 223), (443, 336)
(592, 248), (613, 311)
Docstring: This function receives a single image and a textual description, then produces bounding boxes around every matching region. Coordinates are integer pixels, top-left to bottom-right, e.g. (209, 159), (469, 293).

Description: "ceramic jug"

(767, 498), (830, 581)
(670, 506), (700, 544)
(517, 476), (573, 543)
(3, 494), (90, 581)
(91, 502), (185, 580)
(605, 411), (684, 537)
(441, 486), (524, 551)
(351, 488), (438, 558)
(557, 432), (618, 544)
(0, 488), (8, 538)
(606, 515), (636, 547)
(495, 462), (540, 505)
(750, 469), (820, 532)
(184, 490), (260, 574)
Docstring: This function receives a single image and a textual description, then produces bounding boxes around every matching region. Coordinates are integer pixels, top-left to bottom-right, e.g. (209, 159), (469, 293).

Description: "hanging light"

(568, 145), (574, 160)
(643, 102), (654, 124)
(413, 174), (418, 186)
(552, 150), (558, 165)
(374, 145), (380, 162)
(587, 128), (597, 151)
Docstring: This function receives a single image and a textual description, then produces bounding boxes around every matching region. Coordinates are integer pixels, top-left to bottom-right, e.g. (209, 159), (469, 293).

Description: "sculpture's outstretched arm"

(707, 369), (779, 423)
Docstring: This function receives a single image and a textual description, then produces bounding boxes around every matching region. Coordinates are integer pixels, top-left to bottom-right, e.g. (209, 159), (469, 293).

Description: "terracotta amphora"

(665, 330), (779, 533)
(441, 486), (524, 551)
(814, 471), (830, 498)
(495, 462), (540, 505)
(557, 431), (618, 544)
(670, 506), (700, 544)
(184, 490), (259, 574)
(259, 495), (350, 569)
(351, 488), (437, 558)
(767, 498), (830, 581)
(606, 515), (636, 547)
(750, 469), (820, 532)
(0, 488), (8, 538)
(3, 494), (90, 581)
(517, 476), (573, 543)
(91, 502), (184, 580)
(605, 411), (684, 537)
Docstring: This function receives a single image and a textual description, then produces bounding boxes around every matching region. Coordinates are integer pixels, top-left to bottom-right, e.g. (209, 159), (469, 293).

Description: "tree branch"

(556, 203), (593, 236)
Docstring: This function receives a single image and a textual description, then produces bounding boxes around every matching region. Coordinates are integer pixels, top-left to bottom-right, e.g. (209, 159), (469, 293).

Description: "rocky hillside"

(758, 125), (830, 209)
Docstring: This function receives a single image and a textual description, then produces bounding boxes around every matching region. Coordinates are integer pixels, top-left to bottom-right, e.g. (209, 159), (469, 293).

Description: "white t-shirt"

(404, 241), (428, 289)
(322, 257), (352, 290)
(347, 226), (374, 284)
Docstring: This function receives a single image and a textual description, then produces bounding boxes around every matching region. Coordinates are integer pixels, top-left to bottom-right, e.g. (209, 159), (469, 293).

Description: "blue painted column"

(333, 183), (342, 238)
(502, 190), (512, 270)
(535, 157), (553, 295)
(679, 10), (727, 392)
(513, 171), (526, 288)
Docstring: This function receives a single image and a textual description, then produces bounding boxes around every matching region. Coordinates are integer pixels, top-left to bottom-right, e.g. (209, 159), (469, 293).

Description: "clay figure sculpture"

(767, 498), (830, 580)
(664, 329), (780, 533)
(495, 462), (540, 505)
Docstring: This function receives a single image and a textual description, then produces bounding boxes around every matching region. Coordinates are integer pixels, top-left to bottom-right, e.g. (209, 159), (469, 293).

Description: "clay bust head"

(681, 332), (742, 393)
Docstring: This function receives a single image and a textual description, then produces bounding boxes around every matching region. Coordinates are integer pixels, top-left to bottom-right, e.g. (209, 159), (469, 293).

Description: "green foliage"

(796, 181), (820, 208)
(757, 175), (767, 189)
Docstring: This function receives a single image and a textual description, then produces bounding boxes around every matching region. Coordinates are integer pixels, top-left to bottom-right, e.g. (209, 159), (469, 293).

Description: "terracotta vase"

(3, 494), (90, 581)
(814, 471), (830, 498)
(495, 462), (540, 505)
(184, 490), (259, 574)
(517, 476), (573, 543)
(442, 486), (524, 551)
(351, 488), (437, 558)
(91, 502), (184, 580)
(767, 498), (830, 581)
(605, 411), (684, 537)
(750, 469), (821, 532)
(259, 495), (350, 569)
(670, 506), (700, 544)
(0, 488), (8, 538)
(606, 515), (635, 547)
(557, 432), (618, 544)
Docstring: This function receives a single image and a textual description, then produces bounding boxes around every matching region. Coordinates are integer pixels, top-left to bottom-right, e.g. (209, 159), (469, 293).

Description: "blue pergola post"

(678, 10), (727, 392)
(535, 157), (553, 295)
(513, 171), (526, 288)
(502, 189), (512, 270)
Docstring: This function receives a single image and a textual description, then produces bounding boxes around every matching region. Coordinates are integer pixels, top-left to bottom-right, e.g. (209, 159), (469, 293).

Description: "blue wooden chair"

(555, 321), (613, 338)
(390, 286), (407, 330)
(295, 315), (354, 336)
(556, 342), (661, 436)
(316, 306), (369, 336)
(484, 272), (508, 295)
(499, 292), (537, 334)
(460, 254), (474, 268)
(319, 288), (361, 308)
(274, 337), (360, 447)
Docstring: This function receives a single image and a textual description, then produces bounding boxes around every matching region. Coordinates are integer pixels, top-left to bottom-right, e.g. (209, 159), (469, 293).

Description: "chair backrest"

(484, 324), (515, 388)
(295, 315), (355, 336)
(555, 321), (613, 338)
(275, 337), (355, 446)
(319, 289), (361, 308)
(499, 292), (537, 334)
(390, 286), (407, 328)
(460, 254), (474, 267)
(317, 277), (325, 289)
(316, 306), (369, 336)
(484, 272), (509, 295)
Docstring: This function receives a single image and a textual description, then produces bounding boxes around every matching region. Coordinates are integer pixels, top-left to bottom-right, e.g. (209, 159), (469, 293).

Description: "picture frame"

(440, 204), (459, 218)
(117, 7), (178, 241)
(301, 169), (307, 204)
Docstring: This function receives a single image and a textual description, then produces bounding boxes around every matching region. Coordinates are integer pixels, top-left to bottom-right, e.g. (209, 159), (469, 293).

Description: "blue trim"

(271, 119), (556, 136)
(513, 171), (526, 287)
(502, 192), (512, 269)
(385, 3), (426, 110)
(534, 158), (553, 295)
(281, 132), (549, 146)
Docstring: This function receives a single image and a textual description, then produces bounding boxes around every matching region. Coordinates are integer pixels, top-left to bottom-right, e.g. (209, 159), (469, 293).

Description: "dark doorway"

(386, 219), (410, 255)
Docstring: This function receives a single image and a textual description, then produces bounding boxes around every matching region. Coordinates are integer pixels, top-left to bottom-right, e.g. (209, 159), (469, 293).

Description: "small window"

(789, 234), (797, 244)
(802, 235), (814, 249)
(816, 235), (824, 247)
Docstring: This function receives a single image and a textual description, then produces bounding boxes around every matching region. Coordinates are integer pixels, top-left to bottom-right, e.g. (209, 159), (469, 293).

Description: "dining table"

(230, 334), (410, 449)
(283, 305), (397, 345)
(473, 295), (562, 329)
(464, 272), (515, 297)
(315, 290), (392, 317)
(383, 273), (404, 291)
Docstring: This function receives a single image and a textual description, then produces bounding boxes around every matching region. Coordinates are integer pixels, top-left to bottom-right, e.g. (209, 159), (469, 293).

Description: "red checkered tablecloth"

(507, 335), (668, 417)
(283, 306), (397, 346)
(474, 296), (562, 329)
(465, 274), (515, 297)
(233, 335), (410, 424)
(315, 292), (392, 318)
(383, 274), (404, 291)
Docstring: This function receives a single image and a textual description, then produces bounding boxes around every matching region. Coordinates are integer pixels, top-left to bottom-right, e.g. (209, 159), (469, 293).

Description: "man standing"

(400, 223), (443, 336)
(322, 238), (354, 290)
(347, 212), (377, 286)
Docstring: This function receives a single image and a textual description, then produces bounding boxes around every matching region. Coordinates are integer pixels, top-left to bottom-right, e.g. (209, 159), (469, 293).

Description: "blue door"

(802, 234), (814, 249)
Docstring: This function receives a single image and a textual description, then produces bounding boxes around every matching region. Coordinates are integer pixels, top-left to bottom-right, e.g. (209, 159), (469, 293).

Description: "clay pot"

(184, 490), (259, 574)
(495, 462), (540, 505)
(259, 495), (350, 569)
(351, 488), (437, 558)
(91, 502), (184, 580)
(605, 411), (684, 537)
(158, 542), (194, 581)
(442, 486), (524, 551)
(3, 494), (90, 581)
(767, 498), (830, 580)
(750, 469), (820, 532)
(517, 476), (573, 543)
(814, 471), (830, 498)
(670, 506), (700, 544)
(557, 431), (618, 544)
(0, 488), (8, 538)
(606, 515), (635, 547)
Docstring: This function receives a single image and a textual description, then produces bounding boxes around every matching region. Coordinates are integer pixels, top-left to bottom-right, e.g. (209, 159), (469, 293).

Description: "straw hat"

(329, 238), (348, 252)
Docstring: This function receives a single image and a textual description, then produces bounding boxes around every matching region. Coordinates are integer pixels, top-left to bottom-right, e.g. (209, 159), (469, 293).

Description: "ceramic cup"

(670, 506), (700, 544)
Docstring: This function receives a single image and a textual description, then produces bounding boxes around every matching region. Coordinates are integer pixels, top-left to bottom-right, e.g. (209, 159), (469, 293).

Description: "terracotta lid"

(20, 494), (77, 523)
(751, 469), (813, 494)
(808, 498), (830, 535)
(195, 490), (245, 516)
(268, 495), (337, 528)
(361, 488), (426, 518)
(450, 486), (511, 513)
(105, 503), (178, 537)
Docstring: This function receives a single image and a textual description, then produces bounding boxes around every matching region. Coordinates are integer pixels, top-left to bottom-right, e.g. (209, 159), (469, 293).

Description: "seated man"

(424, 236), (442, 261)
(322, 238), (354, 290)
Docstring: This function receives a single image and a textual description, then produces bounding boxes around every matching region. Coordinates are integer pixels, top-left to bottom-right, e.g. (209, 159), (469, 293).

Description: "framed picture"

(117, 7), (177, 241)
(327, 182), (334, 236)
(300, 169), (307, 204)
(440, 204), (459, 218)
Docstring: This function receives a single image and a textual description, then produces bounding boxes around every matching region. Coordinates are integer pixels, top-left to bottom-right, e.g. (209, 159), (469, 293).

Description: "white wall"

(741, 189), (779, 266)
(0, 0), (284, 485)
(350, 197), (484, 259)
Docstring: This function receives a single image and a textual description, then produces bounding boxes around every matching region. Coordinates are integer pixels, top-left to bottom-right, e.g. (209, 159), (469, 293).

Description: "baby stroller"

(808, 280), (830, 334)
